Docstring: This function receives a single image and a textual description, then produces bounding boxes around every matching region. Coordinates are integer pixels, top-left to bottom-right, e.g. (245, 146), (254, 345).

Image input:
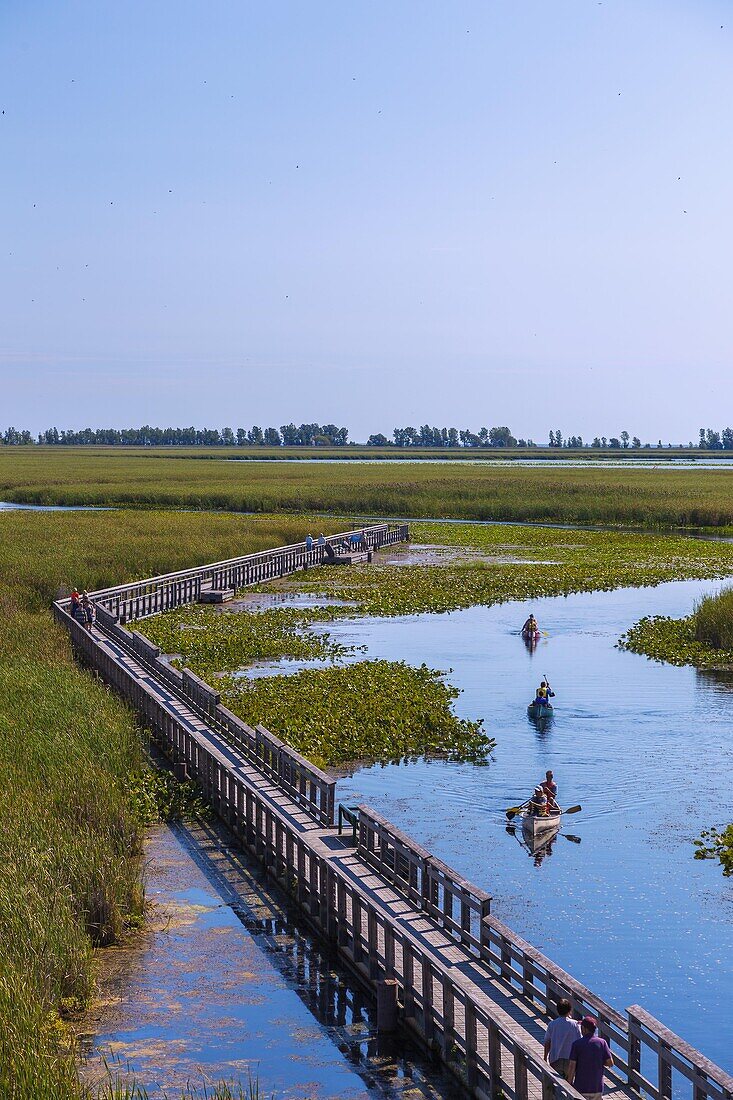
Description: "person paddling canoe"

(522, 614), (540, 639)
(541, 770), (559, 811)
(533, 680), (555, 706)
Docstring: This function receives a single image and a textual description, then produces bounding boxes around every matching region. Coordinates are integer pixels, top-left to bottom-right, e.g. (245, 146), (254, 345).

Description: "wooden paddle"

(561, 805), (581, 815)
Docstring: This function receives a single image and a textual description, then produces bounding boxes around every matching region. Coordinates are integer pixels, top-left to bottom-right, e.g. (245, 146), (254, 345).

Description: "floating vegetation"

(270, 521), (733, 618)
(694, 825), (733, 877)
(124, 765), (209, 824)
(219, 659), (493, 769)
(143, 603), (351, 672)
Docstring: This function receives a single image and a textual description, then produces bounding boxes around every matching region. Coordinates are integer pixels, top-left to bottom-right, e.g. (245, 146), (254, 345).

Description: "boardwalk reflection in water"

(79, 818), (464, 1100)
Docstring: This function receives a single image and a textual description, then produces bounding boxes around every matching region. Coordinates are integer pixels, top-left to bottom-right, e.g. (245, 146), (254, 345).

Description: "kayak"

(520, 809), (562, 838)
(527, 701), (554, 720)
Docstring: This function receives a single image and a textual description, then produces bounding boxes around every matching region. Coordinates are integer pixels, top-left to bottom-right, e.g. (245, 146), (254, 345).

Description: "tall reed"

(692, 586), (733, 650)
(0, 511), (328, 1098)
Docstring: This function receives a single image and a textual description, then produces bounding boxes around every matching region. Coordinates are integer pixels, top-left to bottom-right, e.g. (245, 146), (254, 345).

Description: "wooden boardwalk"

(54, 524), (733, 1100)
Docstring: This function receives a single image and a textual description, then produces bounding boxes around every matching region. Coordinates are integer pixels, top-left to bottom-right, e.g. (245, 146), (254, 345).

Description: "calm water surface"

(284, 578), (733, 1069)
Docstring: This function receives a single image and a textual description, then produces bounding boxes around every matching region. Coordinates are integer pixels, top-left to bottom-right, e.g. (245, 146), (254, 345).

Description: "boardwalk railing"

(71, 523), (407, 624)
(89, 607), (336, 826)
(55, 526), (733, 1100)
(356, 805), (492, 954)
(627, 1007), (733, 1100)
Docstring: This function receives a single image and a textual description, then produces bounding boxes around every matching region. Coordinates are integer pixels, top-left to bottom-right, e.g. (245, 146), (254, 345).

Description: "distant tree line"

(1, 423), (733, 448)
(2, 423), (349, 447)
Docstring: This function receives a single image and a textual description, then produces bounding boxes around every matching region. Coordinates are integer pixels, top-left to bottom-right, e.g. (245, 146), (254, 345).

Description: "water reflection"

(80, 817), (464, 1099)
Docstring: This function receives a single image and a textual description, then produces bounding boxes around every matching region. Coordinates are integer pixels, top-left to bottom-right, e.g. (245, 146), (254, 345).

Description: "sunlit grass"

(0, 510), (336, 1098)
(2, 448), (733, 527)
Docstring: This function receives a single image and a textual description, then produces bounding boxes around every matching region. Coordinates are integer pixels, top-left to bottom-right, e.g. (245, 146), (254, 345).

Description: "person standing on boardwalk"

(567, 1016), (614, 1100)
(544, 999), (581, 1093)
(305, 533), (314, 551)
(80, 592), (95, 632)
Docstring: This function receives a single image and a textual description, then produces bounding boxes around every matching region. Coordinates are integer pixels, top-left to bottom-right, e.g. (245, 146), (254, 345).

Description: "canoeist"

(534, 680), (555, 706)
(541, 770), (559, 811)
(528, 786), (548, 816)
(522, 614), (539, 638)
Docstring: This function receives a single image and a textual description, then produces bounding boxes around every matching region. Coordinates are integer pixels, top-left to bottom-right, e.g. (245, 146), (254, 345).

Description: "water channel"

(310, 577), (733, 1069)
(82, 569), (733, 1088)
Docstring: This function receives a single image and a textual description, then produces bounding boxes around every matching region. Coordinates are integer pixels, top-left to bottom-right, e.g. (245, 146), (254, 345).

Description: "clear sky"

(1, 1), (731, 442)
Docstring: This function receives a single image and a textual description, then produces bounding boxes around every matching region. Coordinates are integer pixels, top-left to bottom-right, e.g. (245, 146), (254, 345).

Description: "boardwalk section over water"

(54, 524), (733, 1100)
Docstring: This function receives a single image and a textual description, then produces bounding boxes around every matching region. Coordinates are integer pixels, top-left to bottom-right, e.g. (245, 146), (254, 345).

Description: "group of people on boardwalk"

(70, 588), (95, 631)
(544, 999), (614, 1099)
(305, 531), (369, 558)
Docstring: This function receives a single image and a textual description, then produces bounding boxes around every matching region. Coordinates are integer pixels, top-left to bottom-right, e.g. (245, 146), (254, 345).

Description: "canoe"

(520, 810), (562, 838)
(522, 629), (540, 642)
(527, 701), (554, 720)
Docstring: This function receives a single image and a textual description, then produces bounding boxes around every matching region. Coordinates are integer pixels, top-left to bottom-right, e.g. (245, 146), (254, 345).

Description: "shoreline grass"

(0, 511), (339, 1098)
(618, 585), (733, 670)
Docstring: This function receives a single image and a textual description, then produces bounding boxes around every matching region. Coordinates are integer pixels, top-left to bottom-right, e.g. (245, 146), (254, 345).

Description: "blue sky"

(1, 1), (731, 441)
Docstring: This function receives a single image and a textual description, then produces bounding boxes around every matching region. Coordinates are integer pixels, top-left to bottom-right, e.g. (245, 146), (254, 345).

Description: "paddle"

(506, 802), (581, 820)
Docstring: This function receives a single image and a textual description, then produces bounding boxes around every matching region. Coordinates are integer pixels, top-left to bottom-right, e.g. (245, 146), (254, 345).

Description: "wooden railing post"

(514, 1047), (529, 1100)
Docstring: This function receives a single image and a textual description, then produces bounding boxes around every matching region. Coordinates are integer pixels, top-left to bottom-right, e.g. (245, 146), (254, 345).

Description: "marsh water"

(315, 577), (733, 1069)
(84, 574), (733, 1088)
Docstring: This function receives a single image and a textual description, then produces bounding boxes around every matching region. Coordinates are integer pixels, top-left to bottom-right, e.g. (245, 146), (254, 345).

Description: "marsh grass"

(3, 448), (733, 527)
(0, 511), (334, 1098)
(692, 586), (733, 649)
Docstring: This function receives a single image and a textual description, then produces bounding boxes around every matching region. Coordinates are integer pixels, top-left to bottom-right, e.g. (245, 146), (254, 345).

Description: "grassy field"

(2, 447), (733, 526)
(0, 510), (337, 1099)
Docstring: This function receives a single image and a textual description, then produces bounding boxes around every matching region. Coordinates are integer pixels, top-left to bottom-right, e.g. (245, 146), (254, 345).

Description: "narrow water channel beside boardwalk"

(78, 820), (464, 1100)
(321, 578), (733, 1069)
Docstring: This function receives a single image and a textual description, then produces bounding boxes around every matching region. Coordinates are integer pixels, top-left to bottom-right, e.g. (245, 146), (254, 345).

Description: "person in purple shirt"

(567, 1016), (614, 1100)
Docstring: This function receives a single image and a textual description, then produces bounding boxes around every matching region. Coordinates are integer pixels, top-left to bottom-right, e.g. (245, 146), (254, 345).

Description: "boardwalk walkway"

(55, 524), (733, 1100)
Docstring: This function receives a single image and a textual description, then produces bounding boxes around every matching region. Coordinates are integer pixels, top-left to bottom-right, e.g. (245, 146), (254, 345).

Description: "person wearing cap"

(566, 1016), (613, 1100)
(529, 786), (548, 816)
(544, 999), (581, 1094)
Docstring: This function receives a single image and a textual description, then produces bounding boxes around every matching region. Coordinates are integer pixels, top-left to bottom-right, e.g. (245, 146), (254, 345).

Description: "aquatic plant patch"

(268, 522), (733, 618)
(618, 585), (733, 671)
(218, 660), (493, 769)
(694, 825), (733, 877)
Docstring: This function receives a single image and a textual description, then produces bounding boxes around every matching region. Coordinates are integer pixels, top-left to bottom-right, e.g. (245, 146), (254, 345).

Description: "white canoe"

(520, 810), (562, 838)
